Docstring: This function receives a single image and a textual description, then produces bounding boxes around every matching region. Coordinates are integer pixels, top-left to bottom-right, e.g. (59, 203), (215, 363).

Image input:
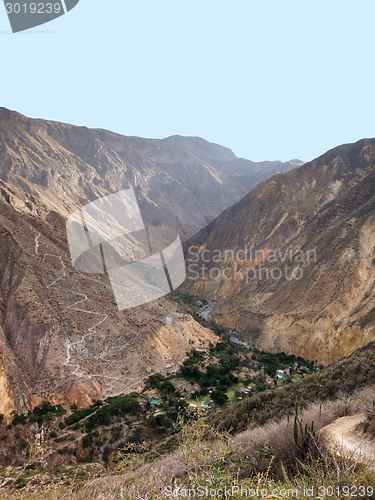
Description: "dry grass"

(3, 386), (375, 499)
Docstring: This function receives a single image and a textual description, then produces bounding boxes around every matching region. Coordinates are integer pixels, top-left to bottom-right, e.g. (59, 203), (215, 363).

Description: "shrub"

(211, 390), (228, 405)
(82, 434), (93, 448)
(161, 381), (176, 394)
(18, 438), (28, 450)
(11, 413), (26, 426)
(102, 446), (111, 464)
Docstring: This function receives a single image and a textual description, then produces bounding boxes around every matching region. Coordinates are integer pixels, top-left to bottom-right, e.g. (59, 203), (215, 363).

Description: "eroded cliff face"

(184, 139), (375, 364)
(0, 348), (18, 418)
(0, 108), (249, 241)
(1, 107), (301, 417)
(0, 107), (304, 241)
(0, 180), (217, 419)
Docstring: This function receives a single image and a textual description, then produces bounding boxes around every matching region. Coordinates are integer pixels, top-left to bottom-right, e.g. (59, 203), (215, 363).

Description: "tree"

(211, 390), (228, 405)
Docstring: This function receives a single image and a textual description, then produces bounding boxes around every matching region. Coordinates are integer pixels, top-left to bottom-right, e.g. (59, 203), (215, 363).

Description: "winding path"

(32, 226), (108, 380)
(30, 225), (165, 397)
(321, 413), (375, 470)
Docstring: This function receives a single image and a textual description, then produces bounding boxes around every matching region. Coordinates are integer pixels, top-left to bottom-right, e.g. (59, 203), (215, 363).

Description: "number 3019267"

(5, 3), (61, 14)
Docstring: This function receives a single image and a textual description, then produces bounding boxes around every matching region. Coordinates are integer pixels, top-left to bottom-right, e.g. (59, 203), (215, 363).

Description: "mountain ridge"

(0, 107), (301, 238)
(0, 108), (305, 417)
(183, 137), (375, 364)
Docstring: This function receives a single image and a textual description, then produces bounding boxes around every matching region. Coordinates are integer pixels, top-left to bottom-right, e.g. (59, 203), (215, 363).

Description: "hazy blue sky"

(1, 0), (374, 162)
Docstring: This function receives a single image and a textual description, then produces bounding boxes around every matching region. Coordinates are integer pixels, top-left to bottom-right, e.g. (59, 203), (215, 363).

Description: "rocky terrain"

(0, 108), (302, 419)
(0, 179), (218, 419)
(0, 108), (299, 241)
(152, 134), (302, 192)
(0, 108), (245, 241)
(215, 157), (304, 191)
(184, 138), (375, 364)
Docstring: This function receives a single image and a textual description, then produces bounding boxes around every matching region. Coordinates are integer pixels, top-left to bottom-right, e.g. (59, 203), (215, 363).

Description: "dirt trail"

(29, 225), (167, 397)
(321, 413), (375, 469)
(31, 226), (109, 384)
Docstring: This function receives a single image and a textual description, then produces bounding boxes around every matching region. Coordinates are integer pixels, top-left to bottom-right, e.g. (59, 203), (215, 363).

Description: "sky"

(1, 0), (375, 162)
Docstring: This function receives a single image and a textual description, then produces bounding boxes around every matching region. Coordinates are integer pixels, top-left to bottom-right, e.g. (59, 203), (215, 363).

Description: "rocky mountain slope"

(184, 138), (375, 364)
(0, 179), (217, 419)
(153, 135), (302, 193)
(0, 108), (303, 418)
(0, 108), (247, 240)
(215, 157), (304, 191)
(0, 108), (299, 241)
